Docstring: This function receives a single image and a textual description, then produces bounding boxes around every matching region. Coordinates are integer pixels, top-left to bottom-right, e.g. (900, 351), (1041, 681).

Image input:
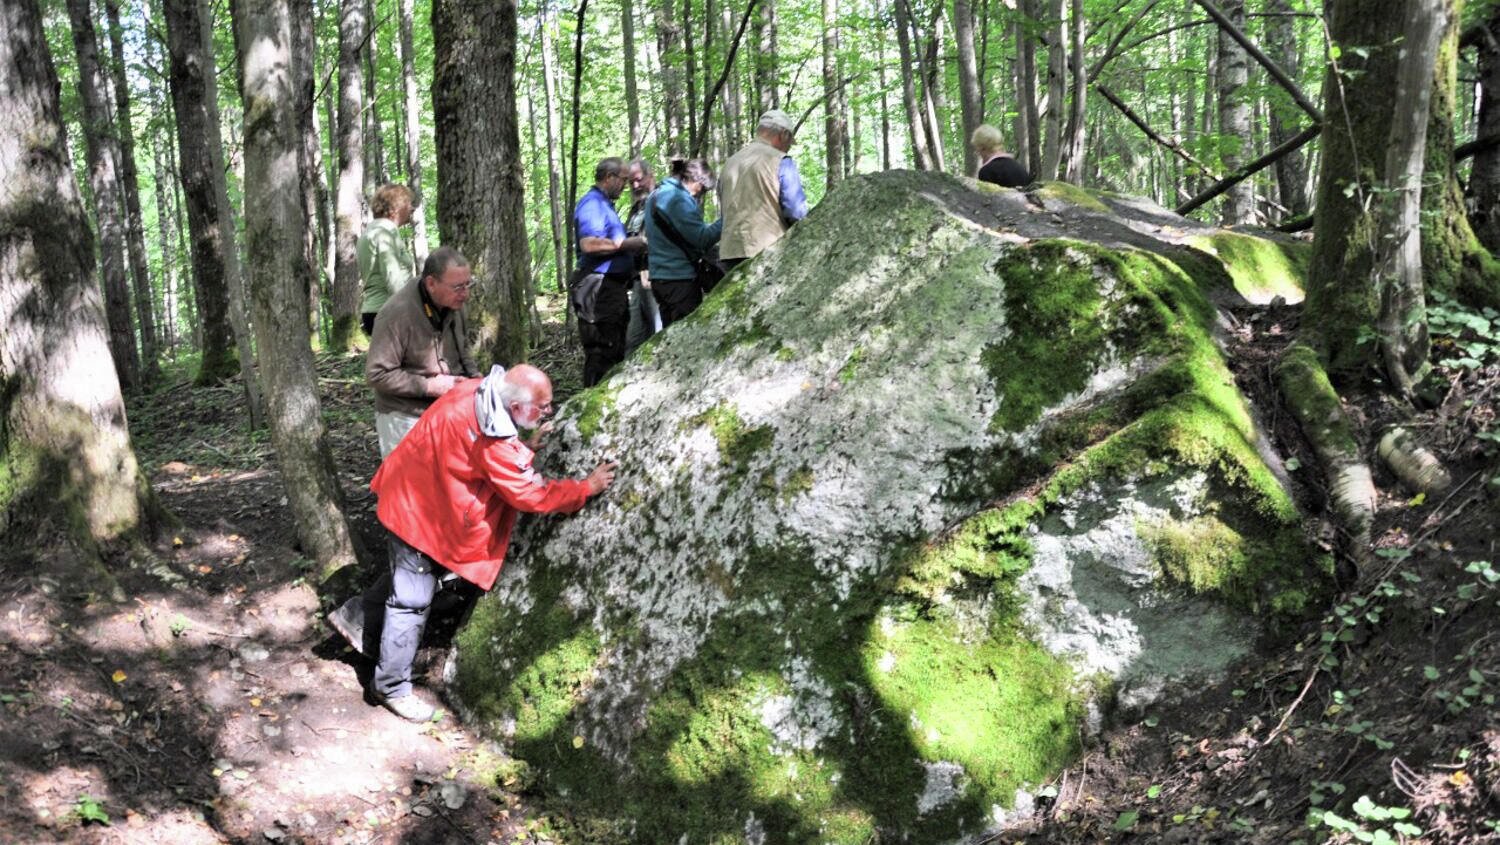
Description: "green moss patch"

(1184, 231), (1307, 304)
(688, 403), (776, 474)
(565, 382), (620, 440)
(1034, 181), (1112, 213)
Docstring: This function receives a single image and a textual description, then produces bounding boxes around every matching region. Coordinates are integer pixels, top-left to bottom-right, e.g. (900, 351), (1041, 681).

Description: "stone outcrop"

(451, 171), (1329, 843)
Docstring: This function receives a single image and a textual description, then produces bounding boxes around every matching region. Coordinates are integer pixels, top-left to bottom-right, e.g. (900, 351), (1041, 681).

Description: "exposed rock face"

(452, 171), (1328, 843)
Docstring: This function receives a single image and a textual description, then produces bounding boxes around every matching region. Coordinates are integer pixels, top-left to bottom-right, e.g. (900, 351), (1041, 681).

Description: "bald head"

(499, 364), (554, 428)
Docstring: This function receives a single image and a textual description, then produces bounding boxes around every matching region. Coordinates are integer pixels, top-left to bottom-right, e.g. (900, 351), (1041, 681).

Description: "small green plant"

(1427, 292), (1499, 370)
(72, 794), (110, 826)
(169, 614), (192, 637)
(1309, 794), (1421, 844)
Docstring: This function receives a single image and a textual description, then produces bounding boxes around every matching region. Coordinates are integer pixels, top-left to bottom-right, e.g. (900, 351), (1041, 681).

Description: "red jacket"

(371, 380), (591, 590)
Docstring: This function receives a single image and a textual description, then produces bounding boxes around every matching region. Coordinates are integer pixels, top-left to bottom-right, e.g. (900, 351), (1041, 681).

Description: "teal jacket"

(644, 178), (723, 281)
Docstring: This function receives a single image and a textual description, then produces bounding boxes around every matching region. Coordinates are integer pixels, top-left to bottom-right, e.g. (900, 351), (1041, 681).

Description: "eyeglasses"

(448, 280), (474, 293)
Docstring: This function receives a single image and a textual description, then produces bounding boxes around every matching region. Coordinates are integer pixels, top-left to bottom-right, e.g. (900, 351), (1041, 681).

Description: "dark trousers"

(361, 312), (377, 336)
(579, 275), (631, 386)
(652, 277), (703, 328)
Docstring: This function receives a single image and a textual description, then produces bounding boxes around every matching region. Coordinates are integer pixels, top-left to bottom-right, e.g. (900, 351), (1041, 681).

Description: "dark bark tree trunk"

(1263, 0), (1308, 216)
(363, 0), (385, 188)
(103, 0), (160, 382)
(291, 0), (325, 343)
(64, 0), (139, 390)
(1472, 9), (1500, 253)
(231, 0), (361, 581)
(822, 0), (845, 187)
(1421, 0), (1500, 308)
(1017, 0), (1040, 175)
(1, 0), (157, 565)
(331, 0), (366, 350)
(623, 0), (643, 156)
(1215, 0), (1253, 224)
(163, 0), (260, 414)
(953, 0), (983, 174)
(657, 0), (685, 150)
(396, 0), (427, 260)
(918, 7), (946, 171)
(893, 0), (931, 169)
(878, 26), (891, 170)
(684, 0), (698, 151)
(434, 0), (531, 366)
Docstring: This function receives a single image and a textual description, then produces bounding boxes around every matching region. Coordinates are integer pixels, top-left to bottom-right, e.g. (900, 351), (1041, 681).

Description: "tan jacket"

(719, 139), (788, 260)
(366, 280), (478, 416)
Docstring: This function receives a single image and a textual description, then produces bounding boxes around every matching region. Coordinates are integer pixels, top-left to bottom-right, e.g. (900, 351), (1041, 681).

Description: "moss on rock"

(1184, 231), (1308, 304)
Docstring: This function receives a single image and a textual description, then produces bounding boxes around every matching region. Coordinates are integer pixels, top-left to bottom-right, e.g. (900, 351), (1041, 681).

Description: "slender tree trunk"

(893, 0), (931, 169)
(822, 0), (845, 187)
(1016, 0), (1040, 175)
(103, 0), (160, 382)
(542, 7), (566, 294)
(1471, 8), (1500, 252)
(1041, 0), (1065, 179)
(1, 0), (157, 563)
(363, 0), (385, 187)
(397, 0), (427, 261)
(624, 0), (643, 156)
(657, 0), (685, 149)
(753, 0), (778, 113)
(65, 0), (140, 390)
(953, 0), (983, 174)
(231, 0), (361, 581)
(1061, 0), (1087, 184)
(1264, 0), (1308, 216)
(918, 7), (946, 171)
(878, 27), (891, 169)
(434, 0), (531, 366)
(331, 0), (366, 350)
(292, 0), (325, 344)
(152, 131), (178, 357)
(685, 0), (698, 151)
(1216, 0), (1253, 224)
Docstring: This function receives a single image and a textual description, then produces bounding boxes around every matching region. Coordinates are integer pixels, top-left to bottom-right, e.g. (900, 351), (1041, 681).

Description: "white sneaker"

(376, 693), (436, 723)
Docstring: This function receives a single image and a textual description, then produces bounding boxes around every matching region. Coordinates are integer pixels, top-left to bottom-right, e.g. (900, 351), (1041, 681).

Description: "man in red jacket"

(332, 364), (617, 722)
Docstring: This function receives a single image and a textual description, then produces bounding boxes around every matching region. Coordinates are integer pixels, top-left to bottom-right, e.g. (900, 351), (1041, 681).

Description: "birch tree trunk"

(893, 0), (932, 170)
(331, 0), (366, 350)
(231, 0), (360, 581)
(397, 0), (428, 261)
(64, 0), (139, 390)
(953, 0), (983, 175)
(822, 0), (845, 187)
(434, 0), (531, 367)
(1215, 0), (1253, 225)
(1264, 0), (1308, 216)
(1040, 0), (1065, 179)
(1, 0), (157, 561)
(103, 0), (160, 382)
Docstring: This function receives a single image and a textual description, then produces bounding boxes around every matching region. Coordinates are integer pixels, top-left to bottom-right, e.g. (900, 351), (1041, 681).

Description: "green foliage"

(71, 794), (110, 826)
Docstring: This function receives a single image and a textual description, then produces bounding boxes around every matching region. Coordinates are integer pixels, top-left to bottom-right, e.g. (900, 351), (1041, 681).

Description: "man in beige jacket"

(717, 110), (809, 272)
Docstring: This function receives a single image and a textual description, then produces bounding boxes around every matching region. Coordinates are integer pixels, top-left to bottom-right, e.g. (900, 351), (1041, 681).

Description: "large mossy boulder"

(453, 171), (1330, 843)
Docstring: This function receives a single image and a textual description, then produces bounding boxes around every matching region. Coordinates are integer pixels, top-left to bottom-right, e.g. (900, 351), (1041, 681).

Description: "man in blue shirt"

(572, 157), (644, 386)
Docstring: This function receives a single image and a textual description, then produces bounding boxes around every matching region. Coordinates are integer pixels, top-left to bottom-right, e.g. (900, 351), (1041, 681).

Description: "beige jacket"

(366, 280), (478, 416)
(719, 139), (788, 260)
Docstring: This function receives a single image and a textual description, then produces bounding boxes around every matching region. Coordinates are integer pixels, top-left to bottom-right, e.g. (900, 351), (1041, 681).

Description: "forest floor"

(0, 297), (1496, 844)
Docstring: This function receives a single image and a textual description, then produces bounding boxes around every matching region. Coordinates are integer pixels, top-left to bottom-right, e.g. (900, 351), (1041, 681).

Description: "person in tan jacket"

(365, 246), (480, 456)
(718, 110), (809, 272)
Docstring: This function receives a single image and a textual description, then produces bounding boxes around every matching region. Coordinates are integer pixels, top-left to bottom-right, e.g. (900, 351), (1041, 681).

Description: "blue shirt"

(575, 186), (627, 275)
(779, 157), (809, 223)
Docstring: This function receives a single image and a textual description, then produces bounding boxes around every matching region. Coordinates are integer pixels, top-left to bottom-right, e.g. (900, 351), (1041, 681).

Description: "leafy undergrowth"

(996, 298), (1500, 845)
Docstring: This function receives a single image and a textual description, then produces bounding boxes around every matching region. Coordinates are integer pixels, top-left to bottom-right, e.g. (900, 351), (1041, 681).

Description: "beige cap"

(758, 109), (795, 135)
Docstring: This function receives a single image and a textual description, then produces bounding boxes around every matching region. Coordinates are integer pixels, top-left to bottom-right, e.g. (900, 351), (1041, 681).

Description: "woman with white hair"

(971, 125), (1032, 188)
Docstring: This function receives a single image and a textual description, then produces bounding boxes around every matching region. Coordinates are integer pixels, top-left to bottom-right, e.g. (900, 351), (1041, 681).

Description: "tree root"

(1274, 344), (1375, 561)
(1377, 426), (1452, 494)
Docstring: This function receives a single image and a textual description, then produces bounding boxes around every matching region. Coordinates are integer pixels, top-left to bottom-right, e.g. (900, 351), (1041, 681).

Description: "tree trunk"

(1061, 0), (1086, 184)
(1041, 0), (1065, 179)
(893, 0), (931, 169)
(1, 0), (157, 566)
(878, 26), (891, 169)
(363, 0), (385, 187)
(151, 129), (178, 357)
(1215, 0), (1253, 224)
(1263, 0), (1308, 216)
(1421, 0), (1500, 308)
(953, 0), (983, 174)
(684, 0), (698, 151)
(1473, 8), (1500, 253)
(64, 0), (139, 391)
(292, 0), (325, 344)
(163, 0), (252, 397)
(541, 7), (567, 294)
(1375, 0), (1445, 395)
(753, 0), (778, 113)
(624, 0), (643, 156)
(433, 0), (531, 367)
(1017, 0), (1040, 175)
(822, 0), (845, 187)
(103, 0), (160, 383)
(331, 0), (367, 350)
(918, 8), (947, 172)
(231, 0), (361, 581)
(396, 0), (427, 262)
(657, 0), (685, 150)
